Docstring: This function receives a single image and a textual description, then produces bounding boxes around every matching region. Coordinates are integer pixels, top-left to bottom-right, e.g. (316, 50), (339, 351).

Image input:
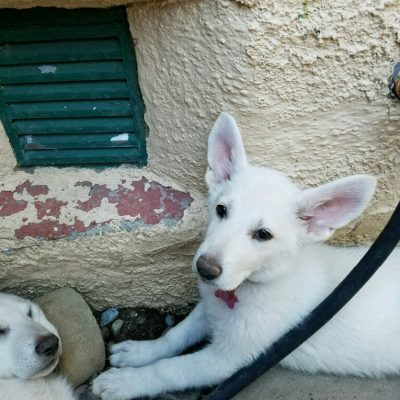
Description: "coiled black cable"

(205, 201), (400, 400)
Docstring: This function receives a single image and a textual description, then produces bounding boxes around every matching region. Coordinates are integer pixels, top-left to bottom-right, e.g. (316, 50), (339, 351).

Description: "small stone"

(165, 314), (175, 327)
(129, 310), (138, 319)
(100, 308), (119, 327)
(136, 314), (146, 325)
(111, 319), (124, 336)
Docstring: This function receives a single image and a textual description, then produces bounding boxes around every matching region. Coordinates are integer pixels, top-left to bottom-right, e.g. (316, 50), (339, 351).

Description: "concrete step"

(232, 366), (400, 400)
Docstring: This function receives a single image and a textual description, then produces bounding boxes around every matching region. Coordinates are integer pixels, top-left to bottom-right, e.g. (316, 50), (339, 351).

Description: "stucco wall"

(0, 0), (399, 309)
(130, 0), (400, 239)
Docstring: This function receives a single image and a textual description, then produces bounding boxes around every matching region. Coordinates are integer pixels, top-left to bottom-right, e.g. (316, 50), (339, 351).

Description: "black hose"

(204, 201), (400, 400)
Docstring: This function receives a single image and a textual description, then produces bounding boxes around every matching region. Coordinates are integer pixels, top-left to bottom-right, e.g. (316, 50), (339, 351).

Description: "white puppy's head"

(0, 293), (62, 379)
(193, 112), (376, 291)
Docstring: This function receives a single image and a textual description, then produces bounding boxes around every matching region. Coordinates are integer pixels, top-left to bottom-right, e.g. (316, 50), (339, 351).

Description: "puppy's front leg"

(93, 344), (239, 400)
(110, 301), (209, 368)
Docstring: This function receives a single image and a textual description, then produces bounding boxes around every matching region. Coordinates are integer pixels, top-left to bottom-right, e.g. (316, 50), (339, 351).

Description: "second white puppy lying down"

(0, 293), (75, 400)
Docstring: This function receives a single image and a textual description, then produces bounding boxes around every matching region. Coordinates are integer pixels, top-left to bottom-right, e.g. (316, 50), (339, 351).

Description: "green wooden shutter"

(0, 7), (147, 167)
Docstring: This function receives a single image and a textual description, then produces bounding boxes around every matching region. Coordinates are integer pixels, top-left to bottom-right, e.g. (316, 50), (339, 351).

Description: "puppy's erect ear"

(297, 175), (376, 241)
(206, 112), (247, 188)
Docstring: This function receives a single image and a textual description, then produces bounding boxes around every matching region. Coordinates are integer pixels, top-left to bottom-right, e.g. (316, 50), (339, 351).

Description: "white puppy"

(93, 113), (400, 400)
(0, 293), (75, 400)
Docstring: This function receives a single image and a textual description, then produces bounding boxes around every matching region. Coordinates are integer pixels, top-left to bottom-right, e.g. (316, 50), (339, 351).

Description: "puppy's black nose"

(196, 255), (222, 280)
(35, 334), (59, 357)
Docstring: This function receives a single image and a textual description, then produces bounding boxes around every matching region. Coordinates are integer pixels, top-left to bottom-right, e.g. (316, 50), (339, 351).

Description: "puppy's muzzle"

(196, 255), (222, 280)
(35, 334), (59, 357)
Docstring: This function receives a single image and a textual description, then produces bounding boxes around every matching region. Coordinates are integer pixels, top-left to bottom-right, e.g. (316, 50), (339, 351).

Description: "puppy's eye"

(253, 229), (273, 241)
(27, 307), (33, 318)
(216, 204), (227, 218)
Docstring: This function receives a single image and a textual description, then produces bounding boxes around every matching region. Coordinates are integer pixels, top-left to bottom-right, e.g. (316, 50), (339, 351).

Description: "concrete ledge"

(233, 366), (400, 400)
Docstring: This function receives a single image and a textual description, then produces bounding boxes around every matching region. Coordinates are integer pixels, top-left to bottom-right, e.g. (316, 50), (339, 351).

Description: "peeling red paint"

(15, 218), (108, 240)
(34, 199), (67, 219)
(76, 182), (110, 212)
(0, 191), (28, 217)
(75, 177), (193, 225)
(16, 219), (72, 240)
(0, 180), (49, 217)
(6, 177), (193, 240)
(16, 180), (49, 197)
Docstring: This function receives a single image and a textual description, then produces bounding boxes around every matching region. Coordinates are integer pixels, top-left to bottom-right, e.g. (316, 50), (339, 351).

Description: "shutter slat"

(9, 100), (132, 119)
(20, 133), (138, 150)
(0, 38), (122, 65)
(0, 61), (126, 84)
(14, 117), (135, 135)
(23, 147), (144, 166)
(1, 81), (129, 102)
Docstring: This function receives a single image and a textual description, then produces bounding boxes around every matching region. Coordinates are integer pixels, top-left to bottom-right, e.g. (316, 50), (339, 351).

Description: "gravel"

(77, 306), (206, 400)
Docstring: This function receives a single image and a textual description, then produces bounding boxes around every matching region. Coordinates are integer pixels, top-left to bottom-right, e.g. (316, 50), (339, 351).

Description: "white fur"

(0, 293), (75, 400)
(93, 112), (400, 400)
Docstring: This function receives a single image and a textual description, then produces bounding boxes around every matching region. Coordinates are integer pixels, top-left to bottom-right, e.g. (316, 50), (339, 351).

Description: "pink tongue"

(215, 289), (238, 309)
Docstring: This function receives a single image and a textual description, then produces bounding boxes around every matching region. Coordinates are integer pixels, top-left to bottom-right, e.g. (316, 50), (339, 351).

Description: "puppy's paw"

(109, 351), (142, 368)
(110, 340), (136, 354)
(92, 368), (148, 400)
(110, 340), (163, 368)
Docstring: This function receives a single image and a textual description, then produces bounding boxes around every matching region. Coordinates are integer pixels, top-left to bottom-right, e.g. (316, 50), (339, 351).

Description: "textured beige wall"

(0, 0), (399, 309)
(129, 0), (400, 241)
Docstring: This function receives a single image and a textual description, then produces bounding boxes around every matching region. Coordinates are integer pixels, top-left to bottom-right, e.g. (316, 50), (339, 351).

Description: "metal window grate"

(0, 7), (147, 167)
